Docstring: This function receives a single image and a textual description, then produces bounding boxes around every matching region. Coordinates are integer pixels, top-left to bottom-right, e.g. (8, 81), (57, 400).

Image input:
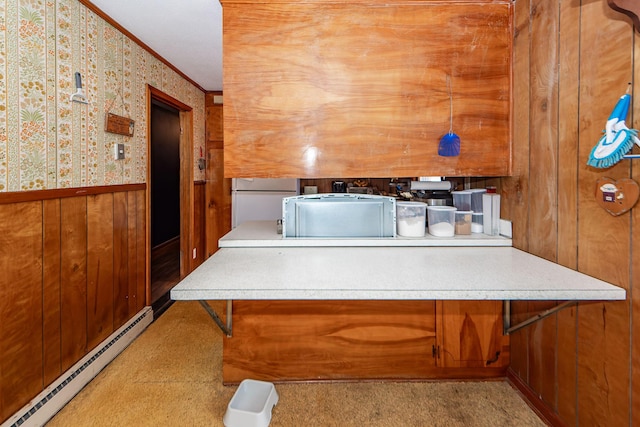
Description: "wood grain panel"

(0, 183), (145, 205)
(556, 304), (577, 425)
(502, 0), (531, 391)
(135, 190), (147, 311)
(223, 301), (437, 382)
(124, 190), (147, 316)
(127, 191), (139, 316)
(179, 111), (194, 277)
(555, 0), (581, 422)
(86, 194), (115, 351)
(43, 199), (62, 387)
(0, 202), (43, 420)
(206, 102), (224, 142)
(576, 2), (633, 425)
(60, 197), (88, 371)
(205, 147), (232, 257)
(436, 301), (508, 369)
(222, 2), (512, 178)
(528, 0), (558, 262)
(507, 301), (529, 382)
(0, 186), (147, 422)
(193, 182), (206, 268)
(204, 94), (231, 258)
(632, 27), (640, 427)
(526, 301), (557, 409)
(113, 192), (130, 329)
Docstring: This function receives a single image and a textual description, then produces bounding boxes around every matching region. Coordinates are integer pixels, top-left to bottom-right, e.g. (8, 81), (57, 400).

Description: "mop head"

(587, 127), (637, 168)
(587, 92), (636, 168)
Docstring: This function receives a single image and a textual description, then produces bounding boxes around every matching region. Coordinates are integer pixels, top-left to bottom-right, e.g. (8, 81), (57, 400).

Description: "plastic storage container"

(223, 379), (279, 427)
(396, 201), (427, 237)
(427, 206), (456, 237)
(482, 193), (501, 236)
(451, 190), (472, 211)
(471, 212), (484, 233)
(454, 210), (472, 235)
(469, 188), (487, 212)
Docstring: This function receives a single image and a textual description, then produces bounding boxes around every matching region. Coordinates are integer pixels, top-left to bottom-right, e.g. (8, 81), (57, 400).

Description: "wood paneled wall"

(501, 1), (640, 425)
(0, 185), (146, 423)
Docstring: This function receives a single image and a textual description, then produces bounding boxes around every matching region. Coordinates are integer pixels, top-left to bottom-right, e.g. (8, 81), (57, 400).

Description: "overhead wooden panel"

(222, 1), (513, 178)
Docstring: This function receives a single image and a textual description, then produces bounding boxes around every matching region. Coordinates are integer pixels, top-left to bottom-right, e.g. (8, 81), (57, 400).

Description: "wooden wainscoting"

(0, 185), (146, 423)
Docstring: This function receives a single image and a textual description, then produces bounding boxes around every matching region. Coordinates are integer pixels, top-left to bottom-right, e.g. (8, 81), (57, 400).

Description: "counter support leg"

(504, 300), (576, 335)
(198, 300), (233, 337)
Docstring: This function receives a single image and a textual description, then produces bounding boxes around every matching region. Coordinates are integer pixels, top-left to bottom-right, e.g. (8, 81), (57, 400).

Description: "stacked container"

(469, 189), (487, 234)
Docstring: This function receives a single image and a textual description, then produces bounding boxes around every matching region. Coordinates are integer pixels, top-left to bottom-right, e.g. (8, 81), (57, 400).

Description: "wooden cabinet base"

(222, 301), (508, 384)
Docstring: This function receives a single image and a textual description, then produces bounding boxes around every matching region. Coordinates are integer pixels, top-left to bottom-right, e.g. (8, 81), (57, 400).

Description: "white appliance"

(231, 178), (299, 228)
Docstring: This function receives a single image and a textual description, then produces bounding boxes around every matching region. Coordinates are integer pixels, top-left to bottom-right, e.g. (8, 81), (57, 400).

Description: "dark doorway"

(150, 99), (181, 307)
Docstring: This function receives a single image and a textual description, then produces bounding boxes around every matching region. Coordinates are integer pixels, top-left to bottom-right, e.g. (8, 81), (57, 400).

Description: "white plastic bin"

(427, 206), (456, 237)
(396, 201), (427, 237)
(223, 379), (279, 427)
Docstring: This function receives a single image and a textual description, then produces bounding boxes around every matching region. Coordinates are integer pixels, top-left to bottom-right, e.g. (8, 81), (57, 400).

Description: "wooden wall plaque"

(105, 113), (135, 137)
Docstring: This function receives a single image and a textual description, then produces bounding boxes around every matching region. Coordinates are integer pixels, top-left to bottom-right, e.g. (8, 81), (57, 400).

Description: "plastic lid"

(397, 201), (427, 206)
(427, 205), (456, 211)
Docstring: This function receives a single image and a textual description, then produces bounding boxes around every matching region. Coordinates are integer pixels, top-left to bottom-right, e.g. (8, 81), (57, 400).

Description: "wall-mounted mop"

(70, 72), (89, 104)
(587, 84), (639, 168)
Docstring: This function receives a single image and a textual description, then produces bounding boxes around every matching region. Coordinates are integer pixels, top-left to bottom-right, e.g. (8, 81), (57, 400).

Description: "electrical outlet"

(114, 143), (125, 160)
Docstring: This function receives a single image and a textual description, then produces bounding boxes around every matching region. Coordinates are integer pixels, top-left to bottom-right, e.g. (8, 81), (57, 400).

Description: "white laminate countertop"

(171, 245), (626, 301)
(219, 221), (513, 248)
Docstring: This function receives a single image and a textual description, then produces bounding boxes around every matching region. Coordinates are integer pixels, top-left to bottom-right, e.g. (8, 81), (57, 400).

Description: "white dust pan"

(223, 379), (279, 427)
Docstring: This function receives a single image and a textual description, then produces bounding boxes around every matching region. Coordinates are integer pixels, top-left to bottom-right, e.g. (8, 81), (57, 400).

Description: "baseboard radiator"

(2, 306), (153, 427)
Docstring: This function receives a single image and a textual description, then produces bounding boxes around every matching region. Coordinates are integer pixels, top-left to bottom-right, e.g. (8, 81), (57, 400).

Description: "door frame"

(146, 85), (194, 305)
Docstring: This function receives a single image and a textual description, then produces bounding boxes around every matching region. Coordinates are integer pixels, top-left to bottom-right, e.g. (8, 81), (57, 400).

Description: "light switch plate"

(114, 143), (125, 160)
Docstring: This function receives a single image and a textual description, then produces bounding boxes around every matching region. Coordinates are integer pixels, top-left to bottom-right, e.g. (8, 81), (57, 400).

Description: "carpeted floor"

(47, 301), (547, 427)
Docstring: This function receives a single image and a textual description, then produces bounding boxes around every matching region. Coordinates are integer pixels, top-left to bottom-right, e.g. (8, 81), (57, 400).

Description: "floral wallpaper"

(0, 0), (205, 192)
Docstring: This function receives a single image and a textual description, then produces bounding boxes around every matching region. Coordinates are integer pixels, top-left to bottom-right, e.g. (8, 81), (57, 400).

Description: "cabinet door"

(436, 300), (509, 368)
(222, 1), (512, 178)
(223, 301), (437, 382)
(206, 104), (223, 142)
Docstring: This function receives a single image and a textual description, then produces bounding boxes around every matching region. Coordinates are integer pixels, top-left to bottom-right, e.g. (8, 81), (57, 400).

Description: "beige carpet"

(47, 301), (547, 427)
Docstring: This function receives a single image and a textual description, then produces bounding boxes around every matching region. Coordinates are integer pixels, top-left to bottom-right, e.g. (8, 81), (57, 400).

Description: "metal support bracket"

(198, 299), (233, 337)
(503, 300), (577, 335)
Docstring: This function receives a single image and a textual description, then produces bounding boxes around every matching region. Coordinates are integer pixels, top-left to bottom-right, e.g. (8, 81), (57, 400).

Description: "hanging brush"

(438, 74), (461, 157)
